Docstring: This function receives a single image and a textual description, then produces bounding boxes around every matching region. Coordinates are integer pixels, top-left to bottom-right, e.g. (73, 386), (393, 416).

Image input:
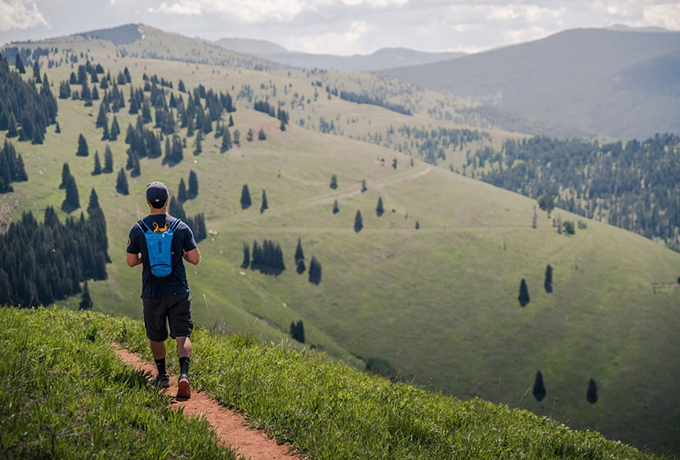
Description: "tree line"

(469, 134), (680, 251)
(0, 189), (109, 307)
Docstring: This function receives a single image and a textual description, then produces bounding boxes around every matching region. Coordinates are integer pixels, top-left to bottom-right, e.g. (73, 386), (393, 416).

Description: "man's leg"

(176, 336), (192, 398)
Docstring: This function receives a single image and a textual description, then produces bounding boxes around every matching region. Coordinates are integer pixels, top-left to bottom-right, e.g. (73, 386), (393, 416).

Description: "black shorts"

(142, 292), (193, 341)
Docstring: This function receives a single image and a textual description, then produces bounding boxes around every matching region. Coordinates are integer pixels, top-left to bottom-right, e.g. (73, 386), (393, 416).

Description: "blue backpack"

(136, 218), (182, 277)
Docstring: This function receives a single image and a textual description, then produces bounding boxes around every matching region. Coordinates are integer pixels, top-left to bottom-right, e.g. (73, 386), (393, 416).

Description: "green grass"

(2, 34), (680, 455)
(0, 307), (238, 459)
(2, 307), (669, 460)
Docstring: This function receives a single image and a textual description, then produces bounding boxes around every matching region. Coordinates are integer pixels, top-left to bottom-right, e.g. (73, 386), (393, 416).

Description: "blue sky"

(1, 0), (679, 54)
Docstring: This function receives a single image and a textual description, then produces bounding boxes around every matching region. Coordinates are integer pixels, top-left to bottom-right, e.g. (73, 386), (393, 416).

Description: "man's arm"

(183, 248), (200, 265)
(127, 252), (142, 267)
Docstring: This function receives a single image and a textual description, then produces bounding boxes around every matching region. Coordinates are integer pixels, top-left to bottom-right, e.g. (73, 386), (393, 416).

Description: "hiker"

(126, 181), (201, 399)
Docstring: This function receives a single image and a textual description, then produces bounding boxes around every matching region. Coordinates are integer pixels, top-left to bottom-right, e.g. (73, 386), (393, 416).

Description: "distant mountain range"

(381, 28), (680, 139)
(213, 38), (465, 71)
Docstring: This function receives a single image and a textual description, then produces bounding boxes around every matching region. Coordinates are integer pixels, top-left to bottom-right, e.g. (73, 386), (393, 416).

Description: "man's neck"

(148, 207), (167, 216)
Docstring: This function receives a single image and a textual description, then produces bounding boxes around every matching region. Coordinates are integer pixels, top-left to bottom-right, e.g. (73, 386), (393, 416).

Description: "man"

(126, 181), (201, 399)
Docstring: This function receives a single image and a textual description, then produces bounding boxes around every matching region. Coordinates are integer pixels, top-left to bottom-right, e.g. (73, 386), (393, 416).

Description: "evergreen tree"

(116, 168), (129, 195)
(260, 189), (268, 214)
(544, 265), (553, 293)
(60, 163), (71, 189)
(92, 151), (102, 175)
(308, 256), (322, 285)
(258, 128), (266, 141)
(279, 119), (286, 132)
(587, 379), (598, 404)
(533, 371), (546, 402)
(532, 205), (538, 228)
(178, 178), (188, 203)
(102, 145), (113, 173)
(330, 174), (338, 189)
(6, 114), (18, 138)
(233, 129), (240, 146)
(295, 238), (305, 264)
(241, 243), (250, 269)
(247, 128), (254, 142)
(76, 134), (89, 157)
(361, 179), (367, 193)
(33, 60), (41, 82)
(332, 199), (339, 214)
(354, 210), (363, 233)
(228, 114), (234, 127)
(96, 103), (108, 128)
(240, 184), (251, 209)
(220, 127), (232, 152)
(79, 281), (92, 310)
(518, 278), (530, 307)
(415, 221), (420, 230)
(290, 320), (305, 343)
(15, 54), (26, 74)
(193, 131), (202, 155)
(63, 175), (80, 211)
(110, 116), (120, 141)
(55, 121), (61, 134)
(376, 196), (384, 217)
(188, 170), (198, 198)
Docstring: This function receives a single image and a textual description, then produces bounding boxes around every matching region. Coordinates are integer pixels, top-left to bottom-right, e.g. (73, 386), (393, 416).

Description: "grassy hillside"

(2, 307), (669, 460)
(2, 28), (680, 455)
(381, 28), (680, 139)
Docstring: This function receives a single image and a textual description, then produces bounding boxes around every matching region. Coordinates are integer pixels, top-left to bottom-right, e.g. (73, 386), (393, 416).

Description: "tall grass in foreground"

(3, 307), (667, 460)
(0, 307), (237, 459)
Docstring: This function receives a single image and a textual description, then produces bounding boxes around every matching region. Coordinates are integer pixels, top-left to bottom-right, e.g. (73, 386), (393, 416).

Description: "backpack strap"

(168, 218), (182, 232)
(136, 219), (150, 233)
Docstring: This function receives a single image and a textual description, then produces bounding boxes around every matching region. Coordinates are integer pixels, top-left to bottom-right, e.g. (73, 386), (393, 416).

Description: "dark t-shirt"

(127, 214), (197, 300)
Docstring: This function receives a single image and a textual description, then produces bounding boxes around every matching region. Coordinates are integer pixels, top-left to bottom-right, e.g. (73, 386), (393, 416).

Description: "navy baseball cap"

(146, 181), (168, 207)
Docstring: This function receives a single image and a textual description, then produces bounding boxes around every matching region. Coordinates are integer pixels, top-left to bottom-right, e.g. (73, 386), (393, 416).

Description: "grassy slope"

(2, 34), (680, 454)
(2, 307), (667, 460)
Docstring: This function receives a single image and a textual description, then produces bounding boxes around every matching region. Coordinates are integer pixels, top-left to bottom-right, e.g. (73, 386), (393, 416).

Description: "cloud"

(289, 20), (370, 54)
(642, 3), (680, 30)
(0, 0), (48, 31)
(504, 25), (550, 45)
(150, 1), (202, 15)
(487, 5), (566, 23)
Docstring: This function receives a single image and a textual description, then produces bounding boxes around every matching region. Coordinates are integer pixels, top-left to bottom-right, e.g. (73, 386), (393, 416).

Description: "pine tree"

(361, 179), (367, 193)
(290, 320), (305, 343)
(240, 184), (251, 209)
(247, 128), (254, 142)
(279, 119), (286, 132)
(193, 131), (202, 155)
(354, 210), (363, 233)
(110, 116), (120, 141)
(103, 145), (113, 173)
(228, 114), (234, 127)
(330, 174), (338, 189)
(76, 134), (89, 157)
(6, 114), (18, 138)
(544, 265), (553, 293)
(415, 220), (420, 230)
(60, 163), (71, 189)
(178, 178), (188, 203)
(79, 281), (93, 310)
(532, 205), (538, 228)
(586, 379), (598, 404)
(332, 199), (339, 214)
(15, 54), (26, 74)
(241, 243), (250, 269)
(518, 278), (530, 307)
(376, 196), (384, 217)
(33, 60), (41, 82)
(260, 189), (268, 214)
(64, 175), (80, 211)
(233, 129), (240, 146)
(258, 128), (266, 141)
(187, 170), (198, 199)
(92, 151), (102, 175)
(295, 238), (305, 264)
(533, 371), (546, 402)
(308, 256), (322, 285)
(116, 168), (129, 195)
(220, 128), (232, 152)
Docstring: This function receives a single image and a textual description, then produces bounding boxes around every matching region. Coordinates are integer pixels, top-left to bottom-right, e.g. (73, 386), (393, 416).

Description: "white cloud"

(0, 0), (48, 31)
(504, 26), (549, 45)
(289, 20), (370, 54)
(151, 1), (202, 15)
(641, 3), (680, 30)
(487, 5), (566, 23)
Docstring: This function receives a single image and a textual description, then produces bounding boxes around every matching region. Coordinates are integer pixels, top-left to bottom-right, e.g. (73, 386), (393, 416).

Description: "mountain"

(213, 38), (465, 71)
(3, 25), (680, 454)
(381, 28), (680, 139)
(214, 37), (290, 55)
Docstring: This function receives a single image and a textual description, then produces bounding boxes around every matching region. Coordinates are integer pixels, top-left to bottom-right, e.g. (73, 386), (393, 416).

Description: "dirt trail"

(114, 346), (300, 460)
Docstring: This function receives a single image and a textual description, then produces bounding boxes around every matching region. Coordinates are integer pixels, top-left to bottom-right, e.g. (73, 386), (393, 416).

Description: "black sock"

(154, 357), (166, 376)
(179, 356), (190, 375)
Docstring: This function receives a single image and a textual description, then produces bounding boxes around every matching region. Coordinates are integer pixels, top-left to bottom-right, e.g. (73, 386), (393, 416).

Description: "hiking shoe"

(151, 374), (170, 388)
(177, 373), (191, 399)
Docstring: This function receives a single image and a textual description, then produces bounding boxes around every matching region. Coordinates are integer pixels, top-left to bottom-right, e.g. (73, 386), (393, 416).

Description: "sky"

(1, 0), (679, 55)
